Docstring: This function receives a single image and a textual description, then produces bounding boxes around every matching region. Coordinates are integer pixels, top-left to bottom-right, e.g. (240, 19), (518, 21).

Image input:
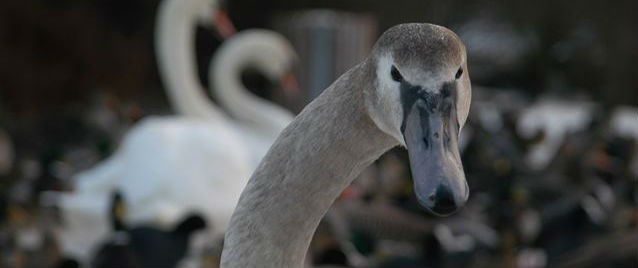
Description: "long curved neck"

(155, 0), (225, 119)
(211, 42), (294, 137)
(221, 62), (398, 267)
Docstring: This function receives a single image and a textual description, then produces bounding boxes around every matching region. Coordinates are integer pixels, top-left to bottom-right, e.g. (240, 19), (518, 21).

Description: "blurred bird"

(52, 0), (298, 263)
(91, 191), (207, 268)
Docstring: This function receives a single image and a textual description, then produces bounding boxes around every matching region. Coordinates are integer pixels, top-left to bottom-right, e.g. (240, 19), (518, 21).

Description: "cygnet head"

(365, 23), (471, 216)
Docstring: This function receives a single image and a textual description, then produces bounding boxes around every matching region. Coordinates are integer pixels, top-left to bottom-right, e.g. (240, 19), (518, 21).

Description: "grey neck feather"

(221, 60), (399, 267)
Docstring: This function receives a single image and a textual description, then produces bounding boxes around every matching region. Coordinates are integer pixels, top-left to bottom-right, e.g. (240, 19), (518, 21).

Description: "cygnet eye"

(391, 65), (403, 82)
(455, 67), (463, 79)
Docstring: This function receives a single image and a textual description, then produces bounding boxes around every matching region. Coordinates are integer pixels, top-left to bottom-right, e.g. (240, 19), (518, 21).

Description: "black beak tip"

(417, 185), (463, 216)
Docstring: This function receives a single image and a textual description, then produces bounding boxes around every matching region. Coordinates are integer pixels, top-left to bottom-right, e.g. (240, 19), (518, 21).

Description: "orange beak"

(212, 9), (236, 39)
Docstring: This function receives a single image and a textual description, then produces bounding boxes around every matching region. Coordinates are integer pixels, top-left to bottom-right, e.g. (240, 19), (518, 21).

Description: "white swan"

(56, 0), (299, 262)
(221, 23), (472, 267)
(55, 0), (250, 262)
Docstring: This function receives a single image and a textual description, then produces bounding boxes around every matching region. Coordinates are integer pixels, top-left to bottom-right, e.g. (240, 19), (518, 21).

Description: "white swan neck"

(210, 34), (294, 135)
(155, 0), (224, 120)
(221, 64), (398, 267)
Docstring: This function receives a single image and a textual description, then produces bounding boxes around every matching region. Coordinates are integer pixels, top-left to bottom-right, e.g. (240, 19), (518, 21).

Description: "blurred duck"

(90, 191), (207, 268)
(53, 0), (297, 263)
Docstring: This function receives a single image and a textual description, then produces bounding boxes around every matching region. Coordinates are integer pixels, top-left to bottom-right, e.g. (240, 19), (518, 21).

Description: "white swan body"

(222, 23), (472, 267)
(57, 117), (251, 261)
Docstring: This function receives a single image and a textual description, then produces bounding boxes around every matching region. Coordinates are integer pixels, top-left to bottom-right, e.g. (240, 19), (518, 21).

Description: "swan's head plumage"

(192, 0), (220, 28)
(223, 29), (297, 81)
(365, 23), (471, 216)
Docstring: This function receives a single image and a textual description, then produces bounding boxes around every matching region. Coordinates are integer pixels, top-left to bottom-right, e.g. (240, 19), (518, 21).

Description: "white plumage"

(57, 118), (251, 261)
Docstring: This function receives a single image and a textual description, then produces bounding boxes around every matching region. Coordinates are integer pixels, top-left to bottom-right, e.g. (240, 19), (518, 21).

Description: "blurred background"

(0, 0), (636, 267)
